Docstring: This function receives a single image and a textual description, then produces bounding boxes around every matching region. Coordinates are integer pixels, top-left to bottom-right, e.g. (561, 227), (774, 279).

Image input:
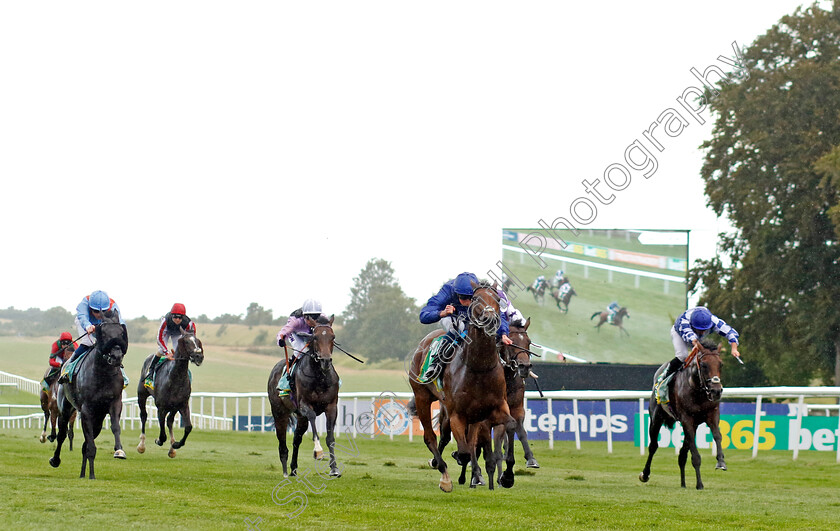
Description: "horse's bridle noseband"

(694, 351), (722, 399)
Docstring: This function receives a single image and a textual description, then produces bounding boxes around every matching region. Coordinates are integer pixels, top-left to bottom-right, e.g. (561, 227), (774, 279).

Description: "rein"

(692, 350), (722, 400)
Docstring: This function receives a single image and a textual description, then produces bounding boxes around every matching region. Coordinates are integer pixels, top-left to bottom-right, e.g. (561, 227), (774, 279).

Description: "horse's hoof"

(47, 435), (56, 443)
(329, 469), (341, 478)
(696, 484), (704, 490)
(314, 450), (324, 460)
(114, 449), (126, 459)
(639, 473), (649, 483)
(439, 479), (453, 493)
(137, 445), (145, 454)
(39, 434), (46, 443)
(715, 464), (727, 471)
(498, 471), (514, 489)
(49, 457), (60, 468)
(154, 438), (164, 447)
(172, 442), (183, 449)
(168, 449), (177, 458)
(429, 458), (437, 469)
(526, 458), (540, 469)
(458, 476), (466, 485)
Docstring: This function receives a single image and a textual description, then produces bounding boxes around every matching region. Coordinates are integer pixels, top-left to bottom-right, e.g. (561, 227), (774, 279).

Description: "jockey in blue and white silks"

(552, 270), (566, 288)
(659, 306), (742, 387)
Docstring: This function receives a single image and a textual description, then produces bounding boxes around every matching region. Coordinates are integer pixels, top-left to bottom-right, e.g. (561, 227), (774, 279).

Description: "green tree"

(341, 258), (429, 361)
(692, 2), (840, 385)
(244, 302), (273, 326)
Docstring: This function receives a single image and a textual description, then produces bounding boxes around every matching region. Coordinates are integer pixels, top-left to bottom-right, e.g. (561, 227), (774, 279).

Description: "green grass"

(1, 429), (838, 530)
(503, 247), (686, 364)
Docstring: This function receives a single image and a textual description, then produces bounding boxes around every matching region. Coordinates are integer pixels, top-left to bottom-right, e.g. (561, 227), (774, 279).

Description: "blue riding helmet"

(454, 273), (477, 297)
(689, 307), (713, 331)
(89, 290), (111, 311)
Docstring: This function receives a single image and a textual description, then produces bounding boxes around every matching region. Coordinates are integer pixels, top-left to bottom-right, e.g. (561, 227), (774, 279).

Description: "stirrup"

(144, 377), (154, 390)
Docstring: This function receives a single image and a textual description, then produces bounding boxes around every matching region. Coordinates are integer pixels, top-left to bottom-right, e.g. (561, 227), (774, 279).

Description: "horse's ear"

(524, 317), (531, 330)
(470, 280), (477, 289)
(328, 314), (335, 326)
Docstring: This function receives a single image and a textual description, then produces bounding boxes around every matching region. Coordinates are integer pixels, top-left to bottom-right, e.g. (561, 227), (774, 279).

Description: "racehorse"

(267, 315), (342, 478)
(408, 281), (516, 491)
(639, 338), (726, 490)
(591, 307), (630, 336)
(49, 311), (128, 479)
(526, 280), (547, 304)
(40, 378), (76, 449)
(136, 330), (204, 458)
(435, 316), (541, 484)
(550, 282), (576, 313)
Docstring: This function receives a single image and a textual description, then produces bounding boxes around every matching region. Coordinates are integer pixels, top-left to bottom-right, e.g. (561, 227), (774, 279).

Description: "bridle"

(692, 349), (722, 400)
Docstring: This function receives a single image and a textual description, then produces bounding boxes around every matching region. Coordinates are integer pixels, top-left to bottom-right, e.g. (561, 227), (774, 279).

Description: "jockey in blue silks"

(657, 306), (742, 389)
(418, 272), (512, 382)
(58, 290), (125, 383)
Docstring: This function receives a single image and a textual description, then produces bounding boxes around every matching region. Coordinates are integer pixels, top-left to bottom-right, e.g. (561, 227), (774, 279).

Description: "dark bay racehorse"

(136, 330), (204, 458)
(40, 355), (76, 447)
(550, 283), (576, 313)
(433, 317), (540, 485)
(526, 280), (547, 304)
(500, 318), (539, 470)
(409, 282), (516, 491)
(591, 307), (630, 336)
(267, 315), (342, 478)
(50, 311), (128, 479)
(640, 339), (726, 490)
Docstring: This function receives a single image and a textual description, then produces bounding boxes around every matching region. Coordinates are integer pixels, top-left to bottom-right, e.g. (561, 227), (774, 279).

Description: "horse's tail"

(406, 397), (417, 417)
(590, 311), (601, 320)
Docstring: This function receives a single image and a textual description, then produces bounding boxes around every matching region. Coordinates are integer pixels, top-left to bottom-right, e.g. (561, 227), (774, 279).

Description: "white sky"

(0, 1), (814, 320)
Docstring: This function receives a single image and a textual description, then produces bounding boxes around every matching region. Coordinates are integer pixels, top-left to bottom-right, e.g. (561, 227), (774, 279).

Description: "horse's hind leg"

(640, 408), (663, 483)
(110, 400), (125, 459)
(289, 413), (309, 476)
(415, 393), (450, 492)
(682, 425), (704, 490)
(68, 411), (76, 452)
(137, 392), (149, 453)
(49, 410), (71, 469)
(172, 404), (192, 450)
(155, 408), (168, 446)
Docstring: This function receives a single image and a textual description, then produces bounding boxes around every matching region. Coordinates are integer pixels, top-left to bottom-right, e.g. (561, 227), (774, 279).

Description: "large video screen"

(496, 229), (688, 365)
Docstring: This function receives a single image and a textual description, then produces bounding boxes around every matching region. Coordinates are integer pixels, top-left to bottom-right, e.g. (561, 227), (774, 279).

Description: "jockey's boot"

(144, 357), (162, 390)
(655, 356), (682, 403)
(421, 332), (459, 382)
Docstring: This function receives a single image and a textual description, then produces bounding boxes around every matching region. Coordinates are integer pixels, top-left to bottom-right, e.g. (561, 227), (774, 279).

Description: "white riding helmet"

(302, 298), (322, 317)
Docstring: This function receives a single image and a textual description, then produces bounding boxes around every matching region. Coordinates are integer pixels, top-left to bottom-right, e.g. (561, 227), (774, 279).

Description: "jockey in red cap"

(42, 332), (78, 391)
(144, 303), (196, 390)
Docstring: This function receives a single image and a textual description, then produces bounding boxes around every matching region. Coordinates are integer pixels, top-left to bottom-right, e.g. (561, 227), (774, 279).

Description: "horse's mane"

(510, 318), (527, 329)
(699, 337), (720, 353)
(474, 279), (495, 291)
(314, 315), (331, 326)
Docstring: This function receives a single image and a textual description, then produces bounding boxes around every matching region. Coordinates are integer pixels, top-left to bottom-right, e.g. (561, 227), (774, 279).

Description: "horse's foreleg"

(289, 412), (309, 476)
(434, 410), (452, 470)
(166, 411), (178, 458)
(172, 404), (192, 450)
(155, 409), (167, 447)
(488, 407), (516, 489)
(324, 404), (341, 477)
(511, 407), (538, 468)
(40, 400), (49, 443)
(681, 423), (703, 490)
(448, 412), (470, 491)
(708, 415), (727, 471)
(273, 413), (291, 477)
(110, 400), (125, 459)
(466, 425), (483, 489)
(68, 411), (76, 452)
(79, 412), (97, 479)
(49, 408), (71, 469)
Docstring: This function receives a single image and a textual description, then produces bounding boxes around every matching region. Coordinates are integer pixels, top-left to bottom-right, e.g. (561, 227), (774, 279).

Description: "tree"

(244, 302), (273, 326)
(341, 258), (429, 361)
(692, 2), (840, 385)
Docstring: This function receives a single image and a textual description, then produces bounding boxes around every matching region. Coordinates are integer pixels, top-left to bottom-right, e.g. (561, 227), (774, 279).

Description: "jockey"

(418, 272), (512, 382)
(531, 275), (546, 291)
(58, 290), (125, 383)
(144, 303), (197, 390)
(275, 299), (325, 394)
(606, 301), (620, 320)
(498, 288), (524, 327)
(42, 332), (77, 391)
(553, 270), (566, 288)
(657, 306), (741, 393)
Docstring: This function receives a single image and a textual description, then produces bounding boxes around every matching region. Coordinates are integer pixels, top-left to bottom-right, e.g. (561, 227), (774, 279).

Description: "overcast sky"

(0, 1), (816, 320)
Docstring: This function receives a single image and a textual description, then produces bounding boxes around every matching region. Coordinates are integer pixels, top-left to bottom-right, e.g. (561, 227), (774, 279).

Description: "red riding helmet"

(171, 303), (186, 316)
(59, 332), (73, 341)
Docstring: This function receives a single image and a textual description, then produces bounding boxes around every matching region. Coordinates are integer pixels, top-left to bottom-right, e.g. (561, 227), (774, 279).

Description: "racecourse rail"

(2, 371), (838, 462)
